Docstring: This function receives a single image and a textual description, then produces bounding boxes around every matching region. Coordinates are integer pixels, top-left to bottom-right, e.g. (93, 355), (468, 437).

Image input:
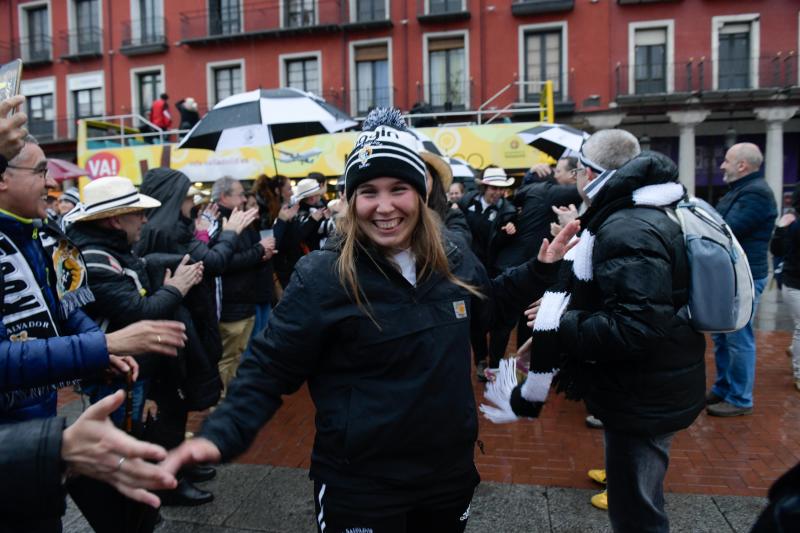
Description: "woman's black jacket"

(199, 233), (558, 490)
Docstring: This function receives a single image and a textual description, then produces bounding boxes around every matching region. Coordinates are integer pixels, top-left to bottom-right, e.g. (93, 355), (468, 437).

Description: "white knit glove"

(479, 358), (519, 424)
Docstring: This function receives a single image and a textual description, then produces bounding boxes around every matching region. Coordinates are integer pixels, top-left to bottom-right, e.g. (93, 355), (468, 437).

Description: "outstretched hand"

(61, 390), (177, 508)
(160, 437), (222, 477)
(536, 220), (580, 264)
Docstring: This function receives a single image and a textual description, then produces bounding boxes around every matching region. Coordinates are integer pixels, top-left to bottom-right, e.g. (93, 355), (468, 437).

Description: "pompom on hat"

(344, 107), (427, 201)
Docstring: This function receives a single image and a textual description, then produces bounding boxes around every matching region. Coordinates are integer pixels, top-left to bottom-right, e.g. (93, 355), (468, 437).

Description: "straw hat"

(59, 187), (80, 205)
(70, 176), (161, 222)
(293, 178), (322, 201)
(420, 151), (453, 191)
(478, 167), (515, 187)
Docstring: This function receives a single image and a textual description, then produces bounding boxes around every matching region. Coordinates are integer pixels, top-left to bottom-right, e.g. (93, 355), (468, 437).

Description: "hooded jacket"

(200, 233), (558, 490)
(557, 152), (706, 436)
(715, 171), (777, 280)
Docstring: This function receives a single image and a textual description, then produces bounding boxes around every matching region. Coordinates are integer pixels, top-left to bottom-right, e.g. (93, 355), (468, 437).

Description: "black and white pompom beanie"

(344, 107), (427, 201)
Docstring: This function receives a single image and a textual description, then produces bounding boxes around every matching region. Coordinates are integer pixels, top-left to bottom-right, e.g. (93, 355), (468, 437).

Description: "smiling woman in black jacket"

(162, 109), (577, 533)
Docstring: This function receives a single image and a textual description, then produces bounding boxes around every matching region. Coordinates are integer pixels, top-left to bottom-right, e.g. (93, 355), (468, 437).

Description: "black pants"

(313, 481), (474, 533)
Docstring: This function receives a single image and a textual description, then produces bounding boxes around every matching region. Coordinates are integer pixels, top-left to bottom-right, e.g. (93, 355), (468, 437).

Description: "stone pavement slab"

(62, 464), (766, 532)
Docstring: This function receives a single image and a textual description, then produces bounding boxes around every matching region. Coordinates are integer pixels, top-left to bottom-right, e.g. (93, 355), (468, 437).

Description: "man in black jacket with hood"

(484, 130), (706, 533)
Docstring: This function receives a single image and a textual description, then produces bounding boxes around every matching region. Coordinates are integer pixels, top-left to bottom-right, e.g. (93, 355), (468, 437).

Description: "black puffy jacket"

(200, 232), (558, 490)
(558, 153), (706, 436)
(459, 191), (517, 274)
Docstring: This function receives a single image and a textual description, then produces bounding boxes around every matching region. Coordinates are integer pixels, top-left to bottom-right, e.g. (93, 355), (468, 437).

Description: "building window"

(212, 65), (243, 104)
(25, 6), (50, 62)
(136, 71), (162, 117)
(634, 28), (666, 94)
(524, 29), (562, 101)
(718, 22), (751, 89)
(428, 37), (466, 110)
(286, 57), (319, 95)
(73, 0), (101, 54)
(356, 0), (385, 22)
(138, 0), (163, 44)
(73, 87), (103, 119)
(286, 0), (315, 28)
(428, 0), (461, 14)
(209, 0), (241, 36)
(355, 45), (390, 114)
(27, 93), (55, 140)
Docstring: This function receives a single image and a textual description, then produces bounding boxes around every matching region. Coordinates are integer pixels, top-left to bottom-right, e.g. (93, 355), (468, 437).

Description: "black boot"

(183, 464), (217, 483)
(158, 478), (214, 507)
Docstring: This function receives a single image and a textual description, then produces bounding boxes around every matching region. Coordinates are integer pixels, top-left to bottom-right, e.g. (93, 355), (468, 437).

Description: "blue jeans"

(711, 276), (767, 408)
(605, 429), (675, 533)
(246, 303), (271, 352)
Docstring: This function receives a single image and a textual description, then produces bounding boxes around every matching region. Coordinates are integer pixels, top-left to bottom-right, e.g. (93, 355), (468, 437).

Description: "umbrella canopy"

(448, 157), (477, 182)
(177, 88), (357, 152)
(47, 158), (88, 181)
(518, 123), (590, 160)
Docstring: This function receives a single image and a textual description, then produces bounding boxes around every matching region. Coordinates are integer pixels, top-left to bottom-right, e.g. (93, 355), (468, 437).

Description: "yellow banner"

(78, 122), (549, 185)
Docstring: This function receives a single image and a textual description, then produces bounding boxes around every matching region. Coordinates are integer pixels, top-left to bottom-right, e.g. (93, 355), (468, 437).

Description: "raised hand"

(164, 254), (204, 296)
(0, 95), (28, 160)
(537, 220), (580, 264)
(223, 207), (259, 234)
(524, 299), (542, 329)
(61, 390), (177, 508)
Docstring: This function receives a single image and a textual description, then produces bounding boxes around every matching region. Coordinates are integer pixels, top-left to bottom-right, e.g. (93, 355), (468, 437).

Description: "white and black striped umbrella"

(518, 123), (590, 159)
(177, 88), (357, 151)
(447, 157), (477, 182)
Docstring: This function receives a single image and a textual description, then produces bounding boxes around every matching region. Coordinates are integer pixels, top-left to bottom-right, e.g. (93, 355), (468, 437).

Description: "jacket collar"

(728, 170), (763, 190)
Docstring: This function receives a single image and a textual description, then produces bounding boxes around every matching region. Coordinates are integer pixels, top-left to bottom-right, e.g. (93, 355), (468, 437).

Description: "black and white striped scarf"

(523, 181), (686, 404)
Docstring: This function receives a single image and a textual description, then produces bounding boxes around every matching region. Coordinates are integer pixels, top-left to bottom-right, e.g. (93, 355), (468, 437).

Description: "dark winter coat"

(771, 186), (800, 290)
(0, 416), (67, 529)
(459, 191), (517, 273)
(0, 215), (108, 423)
(200, 232), (558, 491)
(216, 205), (269, 321)
(68, 222), (184, 379)
(715, 171), (777, 280)
(558, 152), (706, 436)
(496, 178), (581, 270)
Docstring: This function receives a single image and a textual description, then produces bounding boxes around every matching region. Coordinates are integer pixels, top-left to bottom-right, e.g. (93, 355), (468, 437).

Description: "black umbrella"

(518, 123), (590, 159)
(177, 88), (357, 172)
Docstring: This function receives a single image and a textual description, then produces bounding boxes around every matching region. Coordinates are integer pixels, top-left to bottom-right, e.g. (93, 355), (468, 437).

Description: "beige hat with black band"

(70, 176), (161, 222)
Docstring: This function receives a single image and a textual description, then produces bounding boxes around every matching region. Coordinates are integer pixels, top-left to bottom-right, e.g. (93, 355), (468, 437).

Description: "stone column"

(585, 112), (627, 131)
(667, 109), (711, 195)
(754, 106), (799, 206)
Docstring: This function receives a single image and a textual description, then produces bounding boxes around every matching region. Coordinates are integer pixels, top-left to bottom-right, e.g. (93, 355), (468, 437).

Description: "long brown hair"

(335, 193), (483, 324)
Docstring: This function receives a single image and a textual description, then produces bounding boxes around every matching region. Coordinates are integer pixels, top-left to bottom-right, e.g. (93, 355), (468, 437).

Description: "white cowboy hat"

(70, 176), (161, 222)
(478, 167), (515, 187)
(293, 178), (322, 201)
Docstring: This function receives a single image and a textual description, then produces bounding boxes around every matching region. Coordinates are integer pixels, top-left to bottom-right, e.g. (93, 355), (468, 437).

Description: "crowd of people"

(1, 96), (798, 533)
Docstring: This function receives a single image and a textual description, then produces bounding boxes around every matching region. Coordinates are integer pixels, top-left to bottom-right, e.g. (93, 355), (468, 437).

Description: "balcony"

(417, 80), (472, 112)
(511, 0), (574, 17)
(417, 0), (470, 24)
(613, 54), (798, 102)
(60, 27), (103, 61)
(342, 1), (392, 31)
(120, 17), (168, 56)
(179, 1), (340, 45)
(350, 85), (395, 116)
(14, 35), (52, 66)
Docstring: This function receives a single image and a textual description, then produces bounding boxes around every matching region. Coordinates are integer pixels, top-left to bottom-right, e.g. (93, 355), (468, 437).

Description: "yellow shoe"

(587, 468), (607, 484)
(590, 490), (608, 510)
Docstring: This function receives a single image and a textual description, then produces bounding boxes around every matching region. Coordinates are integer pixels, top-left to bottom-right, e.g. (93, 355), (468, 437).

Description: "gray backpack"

(669, 197), (755, 333)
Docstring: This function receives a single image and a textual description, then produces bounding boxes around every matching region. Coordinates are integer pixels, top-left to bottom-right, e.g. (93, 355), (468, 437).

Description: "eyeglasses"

(6, 164), (49, 179)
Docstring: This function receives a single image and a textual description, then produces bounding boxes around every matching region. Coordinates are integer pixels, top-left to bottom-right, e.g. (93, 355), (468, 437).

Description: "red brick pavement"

(62, 330), (800, 497)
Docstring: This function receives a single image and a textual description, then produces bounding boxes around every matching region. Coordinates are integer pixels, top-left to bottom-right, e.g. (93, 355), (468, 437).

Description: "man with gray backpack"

(707, 143), (777, 417)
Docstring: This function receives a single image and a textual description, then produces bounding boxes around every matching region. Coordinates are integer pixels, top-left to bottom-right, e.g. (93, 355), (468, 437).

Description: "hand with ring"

(61, 390), (177, 507)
